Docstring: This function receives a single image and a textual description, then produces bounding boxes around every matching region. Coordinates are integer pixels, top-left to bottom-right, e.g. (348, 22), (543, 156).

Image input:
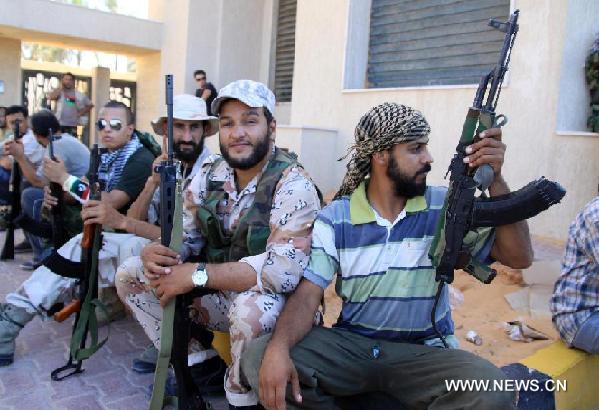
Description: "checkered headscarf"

(335, 103), (431, 199)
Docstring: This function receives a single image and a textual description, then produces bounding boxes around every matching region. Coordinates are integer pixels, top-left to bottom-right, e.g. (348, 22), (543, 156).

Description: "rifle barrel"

(166, 75), (174, 163)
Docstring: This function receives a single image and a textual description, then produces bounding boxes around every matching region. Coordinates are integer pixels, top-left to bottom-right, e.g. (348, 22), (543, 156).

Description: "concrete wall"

(0, 37), (21, 106)
(277, 126), (339, 195)
(152, 0), (276, 110)
(0, 0), (161, 55)
(136, 52), (162, 135)
(90, 66), (110, 145)
(289, 0), (599, 241)
(555, 0), (599, 133)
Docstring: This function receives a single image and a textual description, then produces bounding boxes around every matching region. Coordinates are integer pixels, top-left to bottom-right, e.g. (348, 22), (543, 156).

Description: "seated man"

(0, 101), (155, 367)
(551, 196), (599, 354)
(4, 109), (90, 269)
(139, 80), (321, 409)
(242, 103), (533, 410)
(1, 105), (46, 246)
(114, 94), (216, 373)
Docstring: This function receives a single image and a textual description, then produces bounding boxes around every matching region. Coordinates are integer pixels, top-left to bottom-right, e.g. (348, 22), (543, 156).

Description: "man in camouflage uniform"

(135, 80), (321, 409)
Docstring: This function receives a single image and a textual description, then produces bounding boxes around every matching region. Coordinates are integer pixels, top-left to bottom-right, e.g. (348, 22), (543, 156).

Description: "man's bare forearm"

(268, 279), (323, 351)
(205, 262), (257, 291)
(16, 157), (44, 187)
(123, 217), (160, 240)
(489, 175), (533, 268)
(127, 177), (159, 221)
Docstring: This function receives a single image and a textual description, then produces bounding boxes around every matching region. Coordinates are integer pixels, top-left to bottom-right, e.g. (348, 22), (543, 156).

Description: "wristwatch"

(191, 263), (209, 288)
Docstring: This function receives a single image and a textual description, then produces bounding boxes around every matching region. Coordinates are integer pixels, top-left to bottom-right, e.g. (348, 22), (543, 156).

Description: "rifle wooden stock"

(80, 223), (96, 248)
(53, 299), (81, 322)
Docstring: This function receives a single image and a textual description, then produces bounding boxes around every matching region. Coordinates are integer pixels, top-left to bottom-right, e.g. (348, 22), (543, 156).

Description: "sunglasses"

(96, 118), (123, 131)
(195, 77), (206, 81)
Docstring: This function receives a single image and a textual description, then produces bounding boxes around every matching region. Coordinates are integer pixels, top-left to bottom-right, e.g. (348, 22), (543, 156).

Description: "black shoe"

(132, 344), (158, 374)
(190, 355), (227, 395)
(228, 405), (264, 410)
(14, 241), (32, 253)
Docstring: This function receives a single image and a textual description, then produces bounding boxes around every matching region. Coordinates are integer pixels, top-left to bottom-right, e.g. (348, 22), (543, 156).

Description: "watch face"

(192, 268), (208, 287)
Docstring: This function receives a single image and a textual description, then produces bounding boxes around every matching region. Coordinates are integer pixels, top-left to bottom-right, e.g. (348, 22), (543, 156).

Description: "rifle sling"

(150, 179), (200, 409)
(41, 251), (84, 279)
(70, 227), (108, 361)
(14, 214), (53, 239)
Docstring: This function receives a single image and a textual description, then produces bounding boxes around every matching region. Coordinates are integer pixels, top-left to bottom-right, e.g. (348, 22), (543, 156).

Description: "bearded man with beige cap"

(139, 80), (322, 409)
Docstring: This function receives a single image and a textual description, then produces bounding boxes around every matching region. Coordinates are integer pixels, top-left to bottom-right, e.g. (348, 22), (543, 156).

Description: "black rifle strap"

(14, 214), (53, 239)
(41, 250), (84, 279)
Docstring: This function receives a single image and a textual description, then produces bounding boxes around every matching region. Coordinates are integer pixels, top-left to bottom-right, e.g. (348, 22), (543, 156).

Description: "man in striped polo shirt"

(242, 103), (533, 409)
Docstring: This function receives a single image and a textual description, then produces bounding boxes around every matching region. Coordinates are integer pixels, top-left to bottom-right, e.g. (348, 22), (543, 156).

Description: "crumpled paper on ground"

(504, 320), (549, 342)
(448, 285), (464, 310)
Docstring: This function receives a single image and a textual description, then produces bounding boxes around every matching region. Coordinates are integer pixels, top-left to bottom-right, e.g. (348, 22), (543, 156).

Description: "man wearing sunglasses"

(0, 101), (155, 367)
(194, 70), (218, 116)
(3, 110), (90, 270)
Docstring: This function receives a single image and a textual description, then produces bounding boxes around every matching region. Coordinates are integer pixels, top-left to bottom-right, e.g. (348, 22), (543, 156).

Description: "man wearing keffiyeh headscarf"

(242, 102), (533, 410)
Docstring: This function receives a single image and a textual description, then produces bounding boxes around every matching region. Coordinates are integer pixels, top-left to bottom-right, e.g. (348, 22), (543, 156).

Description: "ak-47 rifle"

(1, 120), (23, 260)
(150, 75), (208, 410)
(48, 129), (68, 249)
(51, 144), (108, 381)
(428, 10), (566, 347)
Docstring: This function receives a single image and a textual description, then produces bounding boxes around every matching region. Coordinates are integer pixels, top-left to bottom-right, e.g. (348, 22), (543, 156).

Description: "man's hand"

(3, 140), (25, 161)
(149, 263), (195, 306)
(141, 242), (180, 280)
(463, 128), (506, 176)
(259, 342), (302, 410)
(81, 200), (125, 229)
(43, 185), (59, 210)
(0, 155), (12, 170)
(151, 152), (167, 185)
(43, 157), (69, 185)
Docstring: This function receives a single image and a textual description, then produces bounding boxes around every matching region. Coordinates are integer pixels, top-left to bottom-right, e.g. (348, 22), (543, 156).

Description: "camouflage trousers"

(115, 256), (286, 407)
(6, 232), (150, 316)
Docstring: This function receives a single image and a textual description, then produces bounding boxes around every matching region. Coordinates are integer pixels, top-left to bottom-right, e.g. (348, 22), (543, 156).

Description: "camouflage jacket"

(183, 147), (321, 294)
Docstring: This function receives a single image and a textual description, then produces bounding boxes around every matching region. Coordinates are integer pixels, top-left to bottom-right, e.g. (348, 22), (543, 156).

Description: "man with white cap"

(139, 80), (321, 409)
(114, 94), (218, 374)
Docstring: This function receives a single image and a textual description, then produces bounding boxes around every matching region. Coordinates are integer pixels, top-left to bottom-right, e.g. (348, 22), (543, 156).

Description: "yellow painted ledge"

(520, 341), (599, 410)
(212, 331), (232, 366)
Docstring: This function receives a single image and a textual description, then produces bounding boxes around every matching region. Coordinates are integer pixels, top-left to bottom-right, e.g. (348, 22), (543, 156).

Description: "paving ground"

(0, 230), (227, 410)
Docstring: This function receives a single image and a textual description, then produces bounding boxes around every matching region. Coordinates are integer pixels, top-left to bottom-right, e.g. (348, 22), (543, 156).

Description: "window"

(367, 0), (510, 88)
(274, 0), (297, 102)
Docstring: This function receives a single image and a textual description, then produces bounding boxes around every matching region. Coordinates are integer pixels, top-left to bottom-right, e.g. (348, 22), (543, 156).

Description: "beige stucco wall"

(0, 37), (21, 106)
(136, 52), (162, 135)
(150, 0), (276, 111)
(0, 0), (161, 55)
(290, 0), (599, 241)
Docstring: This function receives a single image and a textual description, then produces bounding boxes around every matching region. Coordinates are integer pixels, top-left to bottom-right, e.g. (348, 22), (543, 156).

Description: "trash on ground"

(465, 330), (483, 345)
(504, 320), (549, 343)
(448, 285), (464, 309)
